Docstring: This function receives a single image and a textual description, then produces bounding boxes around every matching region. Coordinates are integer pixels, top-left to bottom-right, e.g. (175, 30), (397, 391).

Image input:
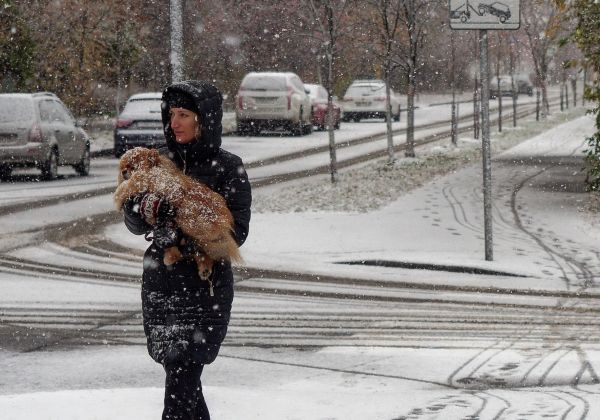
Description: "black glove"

(139, 193), (175, 226)
(152, 220), (181, 249)
(123, 194), (144, 217)
(180, 236), (201, 258)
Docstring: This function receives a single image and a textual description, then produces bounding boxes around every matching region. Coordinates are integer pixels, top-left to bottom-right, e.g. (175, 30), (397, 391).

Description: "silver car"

(235, 72), (313, 136)
(341, 80), (401, 122)
(0, 92), (91, 180)
(114, 92), (164, 157)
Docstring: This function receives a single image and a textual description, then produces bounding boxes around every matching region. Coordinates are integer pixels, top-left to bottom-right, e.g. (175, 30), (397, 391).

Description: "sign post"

(449, 0), (521, 261)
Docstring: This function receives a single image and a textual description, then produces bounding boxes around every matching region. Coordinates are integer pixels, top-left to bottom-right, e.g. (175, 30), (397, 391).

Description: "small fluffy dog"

(114, 147), (241, 281)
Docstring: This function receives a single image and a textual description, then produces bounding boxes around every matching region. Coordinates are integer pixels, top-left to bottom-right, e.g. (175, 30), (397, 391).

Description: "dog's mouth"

(121, 169), (131, 180)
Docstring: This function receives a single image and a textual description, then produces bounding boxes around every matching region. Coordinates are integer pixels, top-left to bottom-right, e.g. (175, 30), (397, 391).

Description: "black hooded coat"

(123, 80), (251, 365)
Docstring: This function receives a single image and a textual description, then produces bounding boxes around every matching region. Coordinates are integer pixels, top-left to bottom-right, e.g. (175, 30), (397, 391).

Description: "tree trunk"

(541, 81), (549, 118)
(385, 67), (394, 163)
(405, 65), (416, 158)
(325, 6), (337, 183)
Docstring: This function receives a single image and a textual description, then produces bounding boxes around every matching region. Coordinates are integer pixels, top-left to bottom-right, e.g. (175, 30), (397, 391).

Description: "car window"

(0, 97), (34, 123)
(39, 100), (63, 123)
(291, 77), (304, 93)
(48, 101), (68, 123)
(123, 99), (162, 115)
(241, 75), (287, 91)
(346, 84), (385, 96)
(319, 87), (328, 99)
(56, 101), (76, 124)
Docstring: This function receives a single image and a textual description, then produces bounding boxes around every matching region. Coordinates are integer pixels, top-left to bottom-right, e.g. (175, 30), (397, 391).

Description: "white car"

(341, 80), (401, 122)
(235, 72), (313, 136)
(490, 75), (517, 99)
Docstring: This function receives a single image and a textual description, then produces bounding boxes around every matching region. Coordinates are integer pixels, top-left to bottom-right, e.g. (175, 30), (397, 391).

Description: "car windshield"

(491, 2), (509, 11)
(122, 99), (162, 115)
(241, 75), (287, 91)
(305, 85), (325, 100)
(0, 97), (34, 123)
(346, 84), (385, 96)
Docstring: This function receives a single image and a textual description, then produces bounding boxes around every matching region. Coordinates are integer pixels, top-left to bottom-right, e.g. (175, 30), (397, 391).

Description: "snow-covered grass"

(253, 107), (588, 214)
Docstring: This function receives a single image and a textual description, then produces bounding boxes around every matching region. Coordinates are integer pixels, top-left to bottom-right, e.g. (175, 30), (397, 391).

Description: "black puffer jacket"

(123, 80), (251, 365)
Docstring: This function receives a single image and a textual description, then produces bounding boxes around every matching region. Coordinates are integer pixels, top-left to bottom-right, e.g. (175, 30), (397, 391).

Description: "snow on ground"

(1, 96), (597, 419)
(99, 107), (597, 285)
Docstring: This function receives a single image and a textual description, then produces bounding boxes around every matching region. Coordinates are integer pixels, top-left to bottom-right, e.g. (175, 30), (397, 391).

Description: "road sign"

(449, 0), (520, 30)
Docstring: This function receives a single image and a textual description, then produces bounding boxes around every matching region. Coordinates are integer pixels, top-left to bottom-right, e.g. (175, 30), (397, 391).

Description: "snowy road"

(1, 95), (599, 419)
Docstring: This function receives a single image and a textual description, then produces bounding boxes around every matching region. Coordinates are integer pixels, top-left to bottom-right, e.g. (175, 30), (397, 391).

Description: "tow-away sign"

(449, 0), (520, 30)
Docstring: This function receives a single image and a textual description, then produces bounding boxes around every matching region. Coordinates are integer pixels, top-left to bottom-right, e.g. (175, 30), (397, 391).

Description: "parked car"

(490, 75), (518, 99)
(341, 80), (401, 122)
(0, 92), (91, 180)
(114, 92), (164, 157)
(305, 83), (342, 130)
(516, 78), (534, 96)
(478, 2), (511, 23)
(235, 72), (313, 136)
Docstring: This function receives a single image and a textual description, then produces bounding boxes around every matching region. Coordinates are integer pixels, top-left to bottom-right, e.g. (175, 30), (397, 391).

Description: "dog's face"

(117, 147), (161, 184)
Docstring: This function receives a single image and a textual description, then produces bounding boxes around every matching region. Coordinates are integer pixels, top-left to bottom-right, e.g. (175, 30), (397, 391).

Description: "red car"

(305, 83), (341, 130)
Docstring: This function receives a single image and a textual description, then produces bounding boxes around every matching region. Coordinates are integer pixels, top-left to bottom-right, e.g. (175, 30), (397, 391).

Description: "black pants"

(163, 361), (210, 420)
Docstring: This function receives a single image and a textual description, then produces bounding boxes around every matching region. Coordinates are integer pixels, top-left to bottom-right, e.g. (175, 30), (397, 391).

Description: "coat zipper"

(207, 278), (214, 297)
(176, 148), (214, 296)
(177, 149), (187, 175)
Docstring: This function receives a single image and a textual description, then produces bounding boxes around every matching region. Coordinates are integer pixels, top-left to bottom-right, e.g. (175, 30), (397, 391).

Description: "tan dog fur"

(114, 147), (241, 281)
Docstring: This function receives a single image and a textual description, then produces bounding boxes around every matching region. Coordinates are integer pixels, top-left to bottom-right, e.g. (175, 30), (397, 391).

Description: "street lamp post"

(170, 0), (184, 83)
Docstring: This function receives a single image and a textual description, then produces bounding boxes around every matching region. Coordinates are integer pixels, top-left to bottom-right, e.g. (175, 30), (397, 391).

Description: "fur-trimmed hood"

(161, 80), (223, 164)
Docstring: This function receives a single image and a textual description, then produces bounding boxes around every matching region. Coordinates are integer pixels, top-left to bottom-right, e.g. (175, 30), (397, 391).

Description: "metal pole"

(474, 78), (479, 139)
(479, 29), (493, 261)
(451, 32), (457, 146)
(170, 0), (184, 83)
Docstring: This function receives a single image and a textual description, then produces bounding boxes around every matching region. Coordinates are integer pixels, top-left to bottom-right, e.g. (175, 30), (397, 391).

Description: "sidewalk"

(237, 113), (599, 294)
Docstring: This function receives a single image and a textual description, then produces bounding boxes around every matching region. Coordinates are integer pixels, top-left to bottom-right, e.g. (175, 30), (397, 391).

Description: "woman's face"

(169, 107), (200, 144)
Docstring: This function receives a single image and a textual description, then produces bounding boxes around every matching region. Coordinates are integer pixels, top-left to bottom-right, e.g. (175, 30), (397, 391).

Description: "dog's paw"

(163, 247), (182, 266)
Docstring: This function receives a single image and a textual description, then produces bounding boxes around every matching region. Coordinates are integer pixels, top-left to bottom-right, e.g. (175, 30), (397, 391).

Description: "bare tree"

(362, 0), (406, 162)
(300, 0), (352, 183)
(522, 0), (567, 118)
(395, 0), (440, 158)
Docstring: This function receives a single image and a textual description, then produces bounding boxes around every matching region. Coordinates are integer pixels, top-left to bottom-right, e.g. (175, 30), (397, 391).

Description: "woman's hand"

(139, 193), (176, 225)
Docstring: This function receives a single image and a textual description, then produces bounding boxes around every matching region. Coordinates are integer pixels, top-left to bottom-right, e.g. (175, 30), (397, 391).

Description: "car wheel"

(42, 148), (59, 180)
(0, 165), (11, 181)
(74, 145), (90, 176)
(304, 118), (313, 135)
(334, 121), (340, 130)
(237, 121), (247, 135)
(293, 109), (305, 136)
(499, 15), (507, 23)
(478, 6), (486, 15)
(460, 13), (468, 23)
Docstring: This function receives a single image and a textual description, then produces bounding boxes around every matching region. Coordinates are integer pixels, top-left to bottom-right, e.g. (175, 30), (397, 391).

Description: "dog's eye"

(121, 170), (130, 180)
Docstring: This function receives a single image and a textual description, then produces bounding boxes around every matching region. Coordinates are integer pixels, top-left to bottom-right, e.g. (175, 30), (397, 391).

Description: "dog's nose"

(121, 170), (130, 180)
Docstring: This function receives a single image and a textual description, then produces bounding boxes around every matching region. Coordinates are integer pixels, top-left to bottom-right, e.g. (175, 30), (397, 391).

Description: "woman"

(122, 80), (251, 419)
